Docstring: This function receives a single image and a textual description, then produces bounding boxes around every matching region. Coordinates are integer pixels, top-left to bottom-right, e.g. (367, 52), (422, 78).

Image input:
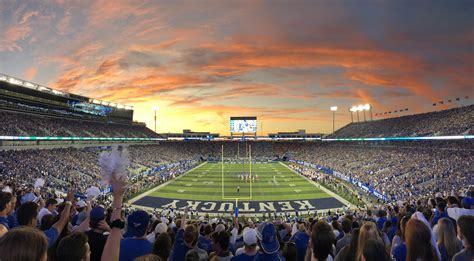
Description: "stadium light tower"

(152, 106), (159, 133)
(349, 106), (356, 123)
(330, 106), (338, 134)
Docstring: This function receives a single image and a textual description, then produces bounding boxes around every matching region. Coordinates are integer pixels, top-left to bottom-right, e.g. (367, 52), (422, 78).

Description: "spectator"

(210, 230), (233, 260)
(405, 219), (439, 261)
(147, 222), (168, 244)
(86, 206), (109, 261)
(335, 228), (359, 261)
(38, 198), (57, 226)
(153, 232), (172, 261)
(309, 220), (336, 261)
(0, 192), (14, 236)
(282, 242), (298, 261)
(436, 218), (462, 261)
(16, 191), (72, 247)
(0, 226), (48, 261)
(232, 227), (258, 260)
(361, 239), (390, 261)
(291, 222), (310, 261)
(453, 215), (474, 261)
(255, 222), (285, 260)
(119, 210), (152, 261)
(198, 224), (214, 254)
(336, 218), (352, 253)
(56, 232), (91, 261)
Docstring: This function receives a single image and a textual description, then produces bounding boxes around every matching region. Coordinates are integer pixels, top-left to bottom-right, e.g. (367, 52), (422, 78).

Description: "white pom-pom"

(34, 178), (45, 189)
(2, 186), (12, 193)
(86, 186), (101, 198)
(99, 146), (130, 185)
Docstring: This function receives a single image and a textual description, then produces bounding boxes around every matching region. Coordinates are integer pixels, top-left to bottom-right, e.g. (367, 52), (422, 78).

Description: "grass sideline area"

(147, 162), (331, 201)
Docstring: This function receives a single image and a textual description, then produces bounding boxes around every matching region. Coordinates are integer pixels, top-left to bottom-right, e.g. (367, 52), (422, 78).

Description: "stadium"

(0, 1), (473, 261)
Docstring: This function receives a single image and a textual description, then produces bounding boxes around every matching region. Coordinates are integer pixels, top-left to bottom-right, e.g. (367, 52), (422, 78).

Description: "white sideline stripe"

(128, 162), (207, 204)
(278, 162), (352, 208)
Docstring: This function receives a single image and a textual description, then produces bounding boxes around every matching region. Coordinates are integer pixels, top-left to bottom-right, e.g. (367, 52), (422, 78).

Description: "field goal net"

(221, 144), (253, 200)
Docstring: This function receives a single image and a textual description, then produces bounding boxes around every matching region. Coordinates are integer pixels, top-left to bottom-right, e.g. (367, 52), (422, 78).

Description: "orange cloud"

(24, 67), (37, 80)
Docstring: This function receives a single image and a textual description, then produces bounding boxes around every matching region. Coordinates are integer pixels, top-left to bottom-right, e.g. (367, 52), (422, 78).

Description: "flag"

(433, 103), (437, 106)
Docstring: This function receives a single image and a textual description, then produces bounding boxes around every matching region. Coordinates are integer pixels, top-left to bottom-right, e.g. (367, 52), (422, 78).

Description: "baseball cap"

(462, 197), (473, 209)
(90, 206), (105, 221)
(256, 222), (279, 254)
(155, 222), (168, 234)
(77, 200), (87, 208)
(124, 210), (150, 238)
(215, 224), (226, 233)
(243, 227), (257, 246)
(20, 192), (38, 205)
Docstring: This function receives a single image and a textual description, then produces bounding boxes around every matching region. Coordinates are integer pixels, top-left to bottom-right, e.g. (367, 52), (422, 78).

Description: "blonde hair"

(356, 222), (383, 261)
(437, 218), (461, 258)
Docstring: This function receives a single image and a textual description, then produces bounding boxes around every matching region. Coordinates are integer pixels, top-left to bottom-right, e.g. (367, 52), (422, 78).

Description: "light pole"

(330, 106), (338, 134)
(152, 106), (159, 133)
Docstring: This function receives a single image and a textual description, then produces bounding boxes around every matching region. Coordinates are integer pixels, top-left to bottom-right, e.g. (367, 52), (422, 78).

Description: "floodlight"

(357, 105), (364, 111)
(364, 104), (371, 110)
(349, 106), (357, 112)
(153, 106), (159, 111)
(330, 106), (338, 111)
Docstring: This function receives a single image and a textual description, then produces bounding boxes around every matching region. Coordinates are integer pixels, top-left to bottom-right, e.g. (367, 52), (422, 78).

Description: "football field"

(147, 162), (330, 201)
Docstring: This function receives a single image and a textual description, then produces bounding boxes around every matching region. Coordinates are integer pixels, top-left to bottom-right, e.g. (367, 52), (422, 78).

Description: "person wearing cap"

(86, 206), (110, 261)
(16, 190), (74, 247)
(255, 222), (285, 261)
(232, 227), (258, 260)
(146, 222), (168, 244)
(73, 200), (88, 226)
(119, 210), (152, 261)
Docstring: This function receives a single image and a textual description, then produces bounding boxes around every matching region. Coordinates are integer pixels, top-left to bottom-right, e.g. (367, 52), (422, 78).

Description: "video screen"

(230, 117), (257, 133)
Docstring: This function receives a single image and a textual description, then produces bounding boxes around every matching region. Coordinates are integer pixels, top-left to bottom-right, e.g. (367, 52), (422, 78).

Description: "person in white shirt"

(37, 198), (57, 225)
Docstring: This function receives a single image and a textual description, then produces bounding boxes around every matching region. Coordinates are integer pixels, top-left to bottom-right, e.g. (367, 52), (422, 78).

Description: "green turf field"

(148, 162), (331, 201)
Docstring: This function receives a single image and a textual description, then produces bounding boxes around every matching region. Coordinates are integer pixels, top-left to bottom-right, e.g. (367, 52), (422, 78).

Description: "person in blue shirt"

(16, 192), (72, 247)
(119, 210), (152, 261)
(232, 227), (258, 261)
(171, 208), (207, 261)
(198, 224), (214, 253)
(430, 200), (449, 227)
(0, 192), (15, 236)
(290, 222), (310, 261)
(255, 222), (286, 261)
(376, 210), (388, 231)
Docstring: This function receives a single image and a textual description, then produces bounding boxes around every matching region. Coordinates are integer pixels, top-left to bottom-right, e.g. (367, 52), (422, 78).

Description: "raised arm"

(52, 189), (74, 234)
(101, 175), (126, 261)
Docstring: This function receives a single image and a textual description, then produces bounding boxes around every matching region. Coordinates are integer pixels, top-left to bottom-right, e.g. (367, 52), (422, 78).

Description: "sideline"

(128, 162), (207, 204)
(279, 162), (353, 208)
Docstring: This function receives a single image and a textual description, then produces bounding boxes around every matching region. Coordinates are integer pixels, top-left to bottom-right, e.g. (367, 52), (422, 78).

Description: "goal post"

(221, 144), (253, 200)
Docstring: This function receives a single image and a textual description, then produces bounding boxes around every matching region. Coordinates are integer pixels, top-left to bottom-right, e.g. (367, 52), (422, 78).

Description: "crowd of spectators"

(0, 172), (473, 261)
(0, 110), (158, 138)
(330, 104), (473, 138)
(289, 141), (473, 203)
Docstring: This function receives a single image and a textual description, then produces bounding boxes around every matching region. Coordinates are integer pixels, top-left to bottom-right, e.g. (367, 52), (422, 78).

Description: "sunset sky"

(0, 0), (472, 135)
